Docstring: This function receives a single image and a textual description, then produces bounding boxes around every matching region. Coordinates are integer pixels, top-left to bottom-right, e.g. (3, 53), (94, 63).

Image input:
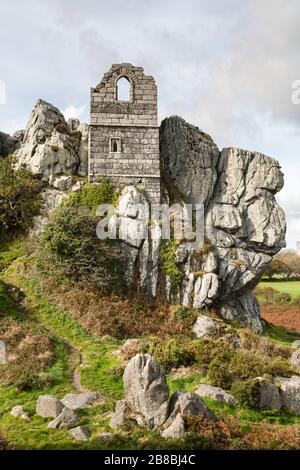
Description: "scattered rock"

(48, 407), (80, 429)
(52, 175), (73, 191)
(290, 349), (300, 366)
(165, 391), (215, 428)
(36, 395), (63, 418)
(69, 425), (90, 441)
(97, 432), (114, 442)
(109, 400), (128, 429)
(10, 405), (30, 421)
(256, 379), (281, 411)
(123, 353), (169, 428)
(275, 375), (300, 415)
(195, 384), (237, 405)
(71, 180), (84, 192)
(162, 413), (185, 439)
(61, 392), (104, 410)
(192, 315), (217, 339)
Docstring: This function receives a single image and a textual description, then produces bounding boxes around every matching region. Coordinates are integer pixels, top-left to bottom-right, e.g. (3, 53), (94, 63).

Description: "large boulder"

(160, 116), (219, 207)
(159, 116), (286, 330)
(14, 100), (88, 181)
(123, 353), (169, 428)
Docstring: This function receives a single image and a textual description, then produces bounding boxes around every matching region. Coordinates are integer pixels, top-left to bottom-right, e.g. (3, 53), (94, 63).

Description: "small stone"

(97, 432), (113, 442)
(48, 407), (80, 429)
(109, 400), (128, 429)
(52, 175), (73, 191)
(192, 315), (217, 339)
(162, 413), (185, 439)
(195, 384), (237, 405)
(11, 405), (30, 420)
(290, 349), (300, 366)
(36, 395), (63, 418)
(61, 392), (103, 410)
(69, 425), (90, 441)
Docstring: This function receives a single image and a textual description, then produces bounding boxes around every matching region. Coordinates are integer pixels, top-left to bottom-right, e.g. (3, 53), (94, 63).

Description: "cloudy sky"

(0, 0), (299, 248)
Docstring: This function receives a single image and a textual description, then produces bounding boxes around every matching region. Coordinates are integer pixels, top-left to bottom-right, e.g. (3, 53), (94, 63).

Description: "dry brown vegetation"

(185, 414), (300, 450)
(0, 318), (54, 390)
(39, 276), (198, 340)
(262, 305), (300, 332)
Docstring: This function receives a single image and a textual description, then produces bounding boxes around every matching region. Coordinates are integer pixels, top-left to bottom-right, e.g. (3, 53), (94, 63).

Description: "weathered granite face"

(89, 63), (161, 204)
(13, 100), (86, 181)
(157, 116), (286, 331)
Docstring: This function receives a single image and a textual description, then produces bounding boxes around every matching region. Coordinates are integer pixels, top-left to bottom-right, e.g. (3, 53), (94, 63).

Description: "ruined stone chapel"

(89, 63), (161, 203)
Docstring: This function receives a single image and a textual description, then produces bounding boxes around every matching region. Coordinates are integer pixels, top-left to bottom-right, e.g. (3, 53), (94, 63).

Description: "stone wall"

(89, 63), (160, 203)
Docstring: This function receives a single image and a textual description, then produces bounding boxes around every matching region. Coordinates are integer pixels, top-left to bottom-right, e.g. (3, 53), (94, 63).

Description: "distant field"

(260, 280), (300, 299)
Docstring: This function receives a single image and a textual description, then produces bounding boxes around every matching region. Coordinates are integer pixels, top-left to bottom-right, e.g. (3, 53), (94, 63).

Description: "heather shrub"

(230, 379), (260, 409)
(143, 337), (193, 371)
(0, 319), (54, 390)
(207, 351), (233, 389)
(38, 205), (124, 293)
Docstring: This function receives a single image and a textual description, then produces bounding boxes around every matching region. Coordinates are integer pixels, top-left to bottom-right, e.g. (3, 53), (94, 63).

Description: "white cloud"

(62, 104), (86, 121)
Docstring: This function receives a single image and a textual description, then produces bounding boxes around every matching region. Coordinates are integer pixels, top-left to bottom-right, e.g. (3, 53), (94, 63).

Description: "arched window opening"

(116, 76), (131, 101)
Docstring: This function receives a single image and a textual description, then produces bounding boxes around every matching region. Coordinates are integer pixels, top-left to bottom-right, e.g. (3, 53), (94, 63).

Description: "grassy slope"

(260, 280), (300, 299)
(1, 242), (300, 449)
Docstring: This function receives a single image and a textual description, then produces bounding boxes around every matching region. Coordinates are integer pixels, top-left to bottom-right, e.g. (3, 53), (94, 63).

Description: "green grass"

(260, 280), (300, 299)
(0, 236), (26, 272)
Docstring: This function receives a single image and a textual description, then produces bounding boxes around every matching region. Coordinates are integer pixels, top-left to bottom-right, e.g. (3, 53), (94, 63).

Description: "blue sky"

(0, 0), (299, 248)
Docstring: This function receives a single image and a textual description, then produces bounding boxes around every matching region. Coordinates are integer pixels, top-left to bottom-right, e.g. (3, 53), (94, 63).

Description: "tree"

(264, 258), (291, 279)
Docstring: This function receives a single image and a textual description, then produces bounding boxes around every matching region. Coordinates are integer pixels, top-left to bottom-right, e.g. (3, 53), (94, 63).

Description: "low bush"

(231, 379), (260, 409)
(143, 337), (193, 371)
(207, 351), (234, 389)
(38, 205), (124, 293)
(65, 180), (116, 211)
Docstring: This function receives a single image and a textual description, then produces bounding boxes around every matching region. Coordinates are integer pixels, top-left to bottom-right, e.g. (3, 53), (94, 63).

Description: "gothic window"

(116, 76), (131, 101)
(110, 138), (121, 153)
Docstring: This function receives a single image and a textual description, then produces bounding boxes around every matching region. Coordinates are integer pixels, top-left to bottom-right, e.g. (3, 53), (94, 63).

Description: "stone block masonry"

(89, 63), (161, 204)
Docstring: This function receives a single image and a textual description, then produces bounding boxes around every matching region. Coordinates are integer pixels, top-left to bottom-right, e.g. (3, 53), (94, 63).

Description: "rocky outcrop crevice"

(14, 100), (88, 181)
